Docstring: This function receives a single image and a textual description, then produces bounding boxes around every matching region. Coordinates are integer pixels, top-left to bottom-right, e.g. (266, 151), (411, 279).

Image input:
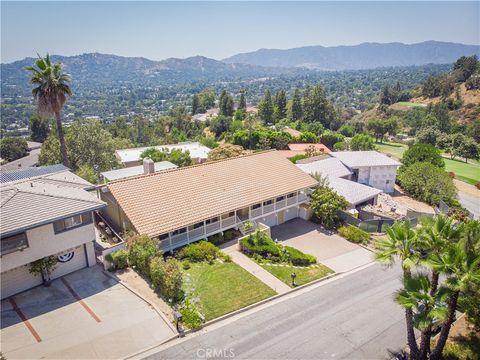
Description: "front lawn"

(260, 263), (333, 287)
(183, 261), (276, 320)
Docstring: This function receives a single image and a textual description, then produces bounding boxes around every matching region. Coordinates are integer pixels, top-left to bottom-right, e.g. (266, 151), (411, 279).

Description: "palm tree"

(427, 237), (480, 360)
(26, 54), (72, 167)
(396, 274), (450, 360)
(375, 221), (420, 359)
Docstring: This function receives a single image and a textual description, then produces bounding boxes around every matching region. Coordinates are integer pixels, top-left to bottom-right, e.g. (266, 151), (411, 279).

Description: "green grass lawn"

(375, 141), (480, 185)
(395, 102), (427, 108)
(260, 263), (333, 287)
(183, 261), (276, 320)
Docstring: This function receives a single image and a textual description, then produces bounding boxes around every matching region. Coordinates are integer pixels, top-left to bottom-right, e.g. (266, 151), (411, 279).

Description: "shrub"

(476, 182), (480, 190)
(106, 249), (128, 270)
(218, 251), (232, 262)
(400, 143), (445, 172)
(288, 154), (308, 163)
(448, 171), (456, 178)
(177, 241), (219, 262)
(338, 225), (370, 244)
(149, 256), (183, 302)
(223, 229), (235, 242)
(182, 260), (191, 270)
(284, 246), (317, 265)
(127, 235), (159, 277)
(397, 162), (457, 206)
(180, 298), (203, 330)
(208, 233), (224, 246)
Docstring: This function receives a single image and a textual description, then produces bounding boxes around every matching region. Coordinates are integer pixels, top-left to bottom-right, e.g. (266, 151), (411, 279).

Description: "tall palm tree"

(427, 237), (480, 360)
(26, 54), (72, 167)
(375, 221), (420, 359)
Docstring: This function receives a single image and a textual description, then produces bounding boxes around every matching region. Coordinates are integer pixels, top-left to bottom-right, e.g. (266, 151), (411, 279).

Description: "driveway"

(454, 180), (480, 219)
(1, 266), (175, 359)
(271, 219), (374, 272)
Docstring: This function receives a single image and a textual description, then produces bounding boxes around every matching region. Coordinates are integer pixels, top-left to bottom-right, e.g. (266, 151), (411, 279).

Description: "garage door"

(260, 214), (277, 227)
(1, 265), (43, 299)
(51, 245), (87, 279)
(285, 206), (299, 222)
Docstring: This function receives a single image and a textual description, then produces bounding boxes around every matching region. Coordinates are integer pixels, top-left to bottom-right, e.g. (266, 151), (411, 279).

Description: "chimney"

(143, 157), (155, 175)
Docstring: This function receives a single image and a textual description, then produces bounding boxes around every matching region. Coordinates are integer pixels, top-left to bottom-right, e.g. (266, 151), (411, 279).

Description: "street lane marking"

(9, 298), (42, 343)
(61, 277), (101, 323)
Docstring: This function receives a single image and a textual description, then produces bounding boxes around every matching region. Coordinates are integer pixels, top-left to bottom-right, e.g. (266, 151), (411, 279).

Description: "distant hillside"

(223, 41), (480, 70)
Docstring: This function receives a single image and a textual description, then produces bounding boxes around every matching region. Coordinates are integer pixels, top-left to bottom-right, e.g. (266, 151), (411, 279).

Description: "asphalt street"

(146, 263), (406, 360)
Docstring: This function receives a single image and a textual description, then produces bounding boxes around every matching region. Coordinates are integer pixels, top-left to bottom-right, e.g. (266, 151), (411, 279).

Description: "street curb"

(125, 261), (376, 359)
(102, 270), (177, 333)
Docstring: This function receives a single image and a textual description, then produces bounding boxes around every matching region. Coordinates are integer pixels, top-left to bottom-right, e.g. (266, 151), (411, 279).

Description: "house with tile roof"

(0, 165), (106, 299)
(100, 151), (317, 252)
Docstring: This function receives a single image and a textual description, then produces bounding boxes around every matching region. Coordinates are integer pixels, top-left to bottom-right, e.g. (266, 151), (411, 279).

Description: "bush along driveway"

(239, 229), (334, 287)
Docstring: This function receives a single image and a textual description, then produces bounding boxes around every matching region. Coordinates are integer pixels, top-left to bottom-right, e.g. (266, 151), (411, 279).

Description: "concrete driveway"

(271, 219), (374, 272)
(1, 266), (175, 359)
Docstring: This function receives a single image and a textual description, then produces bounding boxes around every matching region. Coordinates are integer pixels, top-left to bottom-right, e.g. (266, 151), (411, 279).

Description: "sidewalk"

(222, 243), (291, 294)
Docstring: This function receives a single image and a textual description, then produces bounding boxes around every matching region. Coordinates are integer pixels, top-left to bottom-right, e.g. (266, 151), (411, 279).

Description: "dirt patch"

(454, 179), (480, 197)
(392, 185), (436, 214)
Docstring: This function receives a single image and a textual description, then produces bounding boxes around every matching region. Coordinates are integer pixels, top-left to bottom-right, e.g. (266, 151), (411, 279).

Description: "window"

(287, 193), (296, 198)
(53, 212), (93, 234)
(386, 180), (390, 184)
(159, 233), (169, 240)
(206, 217), (218, 224)
(193, 222), (204, 229)
(172, 228), (186, 235)
(1, 233), (28, 255)
(252, 203), (262, 210)
(263, 200), (273, 206)
(222, 212), (235, 219)
(276, 196), (285, 202)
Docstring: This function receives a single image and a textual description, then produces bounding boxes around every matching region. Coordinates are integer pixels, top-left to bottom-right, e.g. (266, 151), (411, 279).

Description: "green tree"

(289, 88), (303, 121)
(397, 162), (456, 205)
(26, 54), (72, 166)
(303, 85), (335, 128)
(0, 137), (29, 162)
(149, 256), (183, 302)
(140, 147), (192, 167)
(209, 115), (232, 138)
(453, 55), (479, 82)
(455, 138), (479, 163)
(238, 91), (247, 112)
(338, 124), (354, 137)
(416, 126), (441, 146)
(431, 103), (451, 133)
(198, 89), (216, 111)
(219, 90), (234, 116)
(375, 221), (421, 358)
(319, 130), (344, 149)
(258, 90), (274, 123)
(29, 113), (50, 143)
(273, 89), (287, 121)
(191, 94), (200, 115)
(350, 134), (375, 151)
(75, 164), (98, 184)
(400, 143), (445, 171)
(309, 180), (349, 230)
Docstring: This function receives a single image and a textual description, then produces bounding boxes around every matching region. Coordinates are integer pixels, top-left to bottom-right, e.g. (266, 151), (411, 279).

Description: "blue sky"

(1, 1), (479, 63)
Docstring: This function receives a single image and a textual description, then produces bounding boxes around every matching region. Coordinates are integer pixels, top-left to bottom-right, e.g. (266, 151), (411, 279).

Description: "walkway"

(221, 242), (291, 294)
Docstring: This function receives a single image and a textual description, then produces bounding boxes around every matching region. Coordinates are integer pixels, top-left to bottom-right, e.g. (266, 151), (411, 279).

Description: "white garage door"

(260, 214), (277, 227)
(285, 206), (299, 222)
(1, 265), (43, 299)
(51, 245), (87, 279)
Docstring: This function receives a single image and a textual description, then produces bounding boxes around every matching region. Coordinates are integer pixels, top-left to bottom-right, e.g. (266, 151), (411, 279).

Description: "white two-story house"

(330, 151), (401, 193)
(0, 165), (105, 299)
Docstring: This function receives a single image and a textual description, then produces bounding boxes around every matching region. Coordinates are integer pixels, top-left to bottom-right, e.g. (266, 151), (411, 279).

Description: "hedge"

(338, 225), (370, 244)
(177, 241), (219, 262)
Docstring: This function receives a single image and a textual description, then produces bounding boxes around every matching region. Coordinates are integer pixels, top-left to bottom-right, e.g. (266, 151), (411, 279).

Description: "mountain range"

(223, 41), (480, 70)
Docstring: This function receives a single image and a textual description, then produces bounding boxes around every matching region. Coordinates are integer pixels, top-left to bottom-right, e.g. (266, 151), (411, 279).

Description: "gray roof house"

(1, 165), (105, 299)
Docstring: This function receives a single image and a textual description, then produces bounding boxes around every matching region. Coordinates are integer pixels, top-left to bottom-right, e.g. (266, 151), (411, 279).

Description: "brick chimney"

(143, 157), (155, 175)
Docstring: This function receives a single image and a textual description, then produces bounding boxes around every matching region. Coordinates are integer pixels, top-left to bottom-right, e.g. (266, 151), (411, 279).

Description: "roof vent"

(143, 158), (155, 175)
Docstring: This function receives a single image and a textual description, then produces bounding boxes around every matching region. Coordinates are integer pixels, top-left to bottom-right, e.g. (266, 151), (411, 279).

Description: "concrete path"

(455, 180), (480, 219)
(144, 263), (407, 360)
(222, 243), (291, 294)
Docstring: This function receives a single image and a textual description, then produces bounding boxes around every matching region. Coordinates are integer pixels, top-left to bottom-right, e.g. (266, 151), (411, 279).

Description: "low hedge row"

(338, 225), (370, 244)
(239, 231), (316, 266)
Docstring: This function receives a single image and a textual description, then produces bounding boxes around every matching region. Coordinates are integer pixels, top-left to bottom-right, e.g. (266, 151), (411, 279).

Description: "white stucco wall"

(1, 221), (96, 272)
(363, 165), (398, 193)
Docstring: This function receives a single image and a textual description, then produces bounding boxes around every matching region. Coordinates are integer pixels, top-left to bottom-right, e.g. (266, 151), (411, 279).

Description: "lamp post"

(174, 310), (185, 337)
(291, 272), (297, 287)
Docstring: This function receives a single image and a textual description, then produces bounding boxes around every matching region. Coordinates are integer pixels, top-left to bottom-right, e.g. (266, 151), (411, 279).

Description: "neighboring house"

(288, 143), (331, 153)
(100, 151), (317, 252)
(0, 165), (105, 299)
(296, 157), (382, 207)
(330, 151), (401, 193)
(100, 159), (177, 182)
(115, 142), (211, 167)
(1, 141), (42, 171)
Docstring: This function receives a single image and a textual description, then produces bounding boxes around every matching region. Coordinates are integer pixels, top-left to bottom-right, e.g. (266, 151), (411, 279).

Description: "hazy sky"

(1, 1), (479, 63)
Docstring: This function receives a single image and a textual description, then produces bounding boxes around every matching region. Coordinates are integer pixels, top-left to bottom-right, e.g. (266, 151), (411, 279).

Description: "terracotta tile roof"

(107, 151), (317, 237)
(288, 143), (331, 153)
